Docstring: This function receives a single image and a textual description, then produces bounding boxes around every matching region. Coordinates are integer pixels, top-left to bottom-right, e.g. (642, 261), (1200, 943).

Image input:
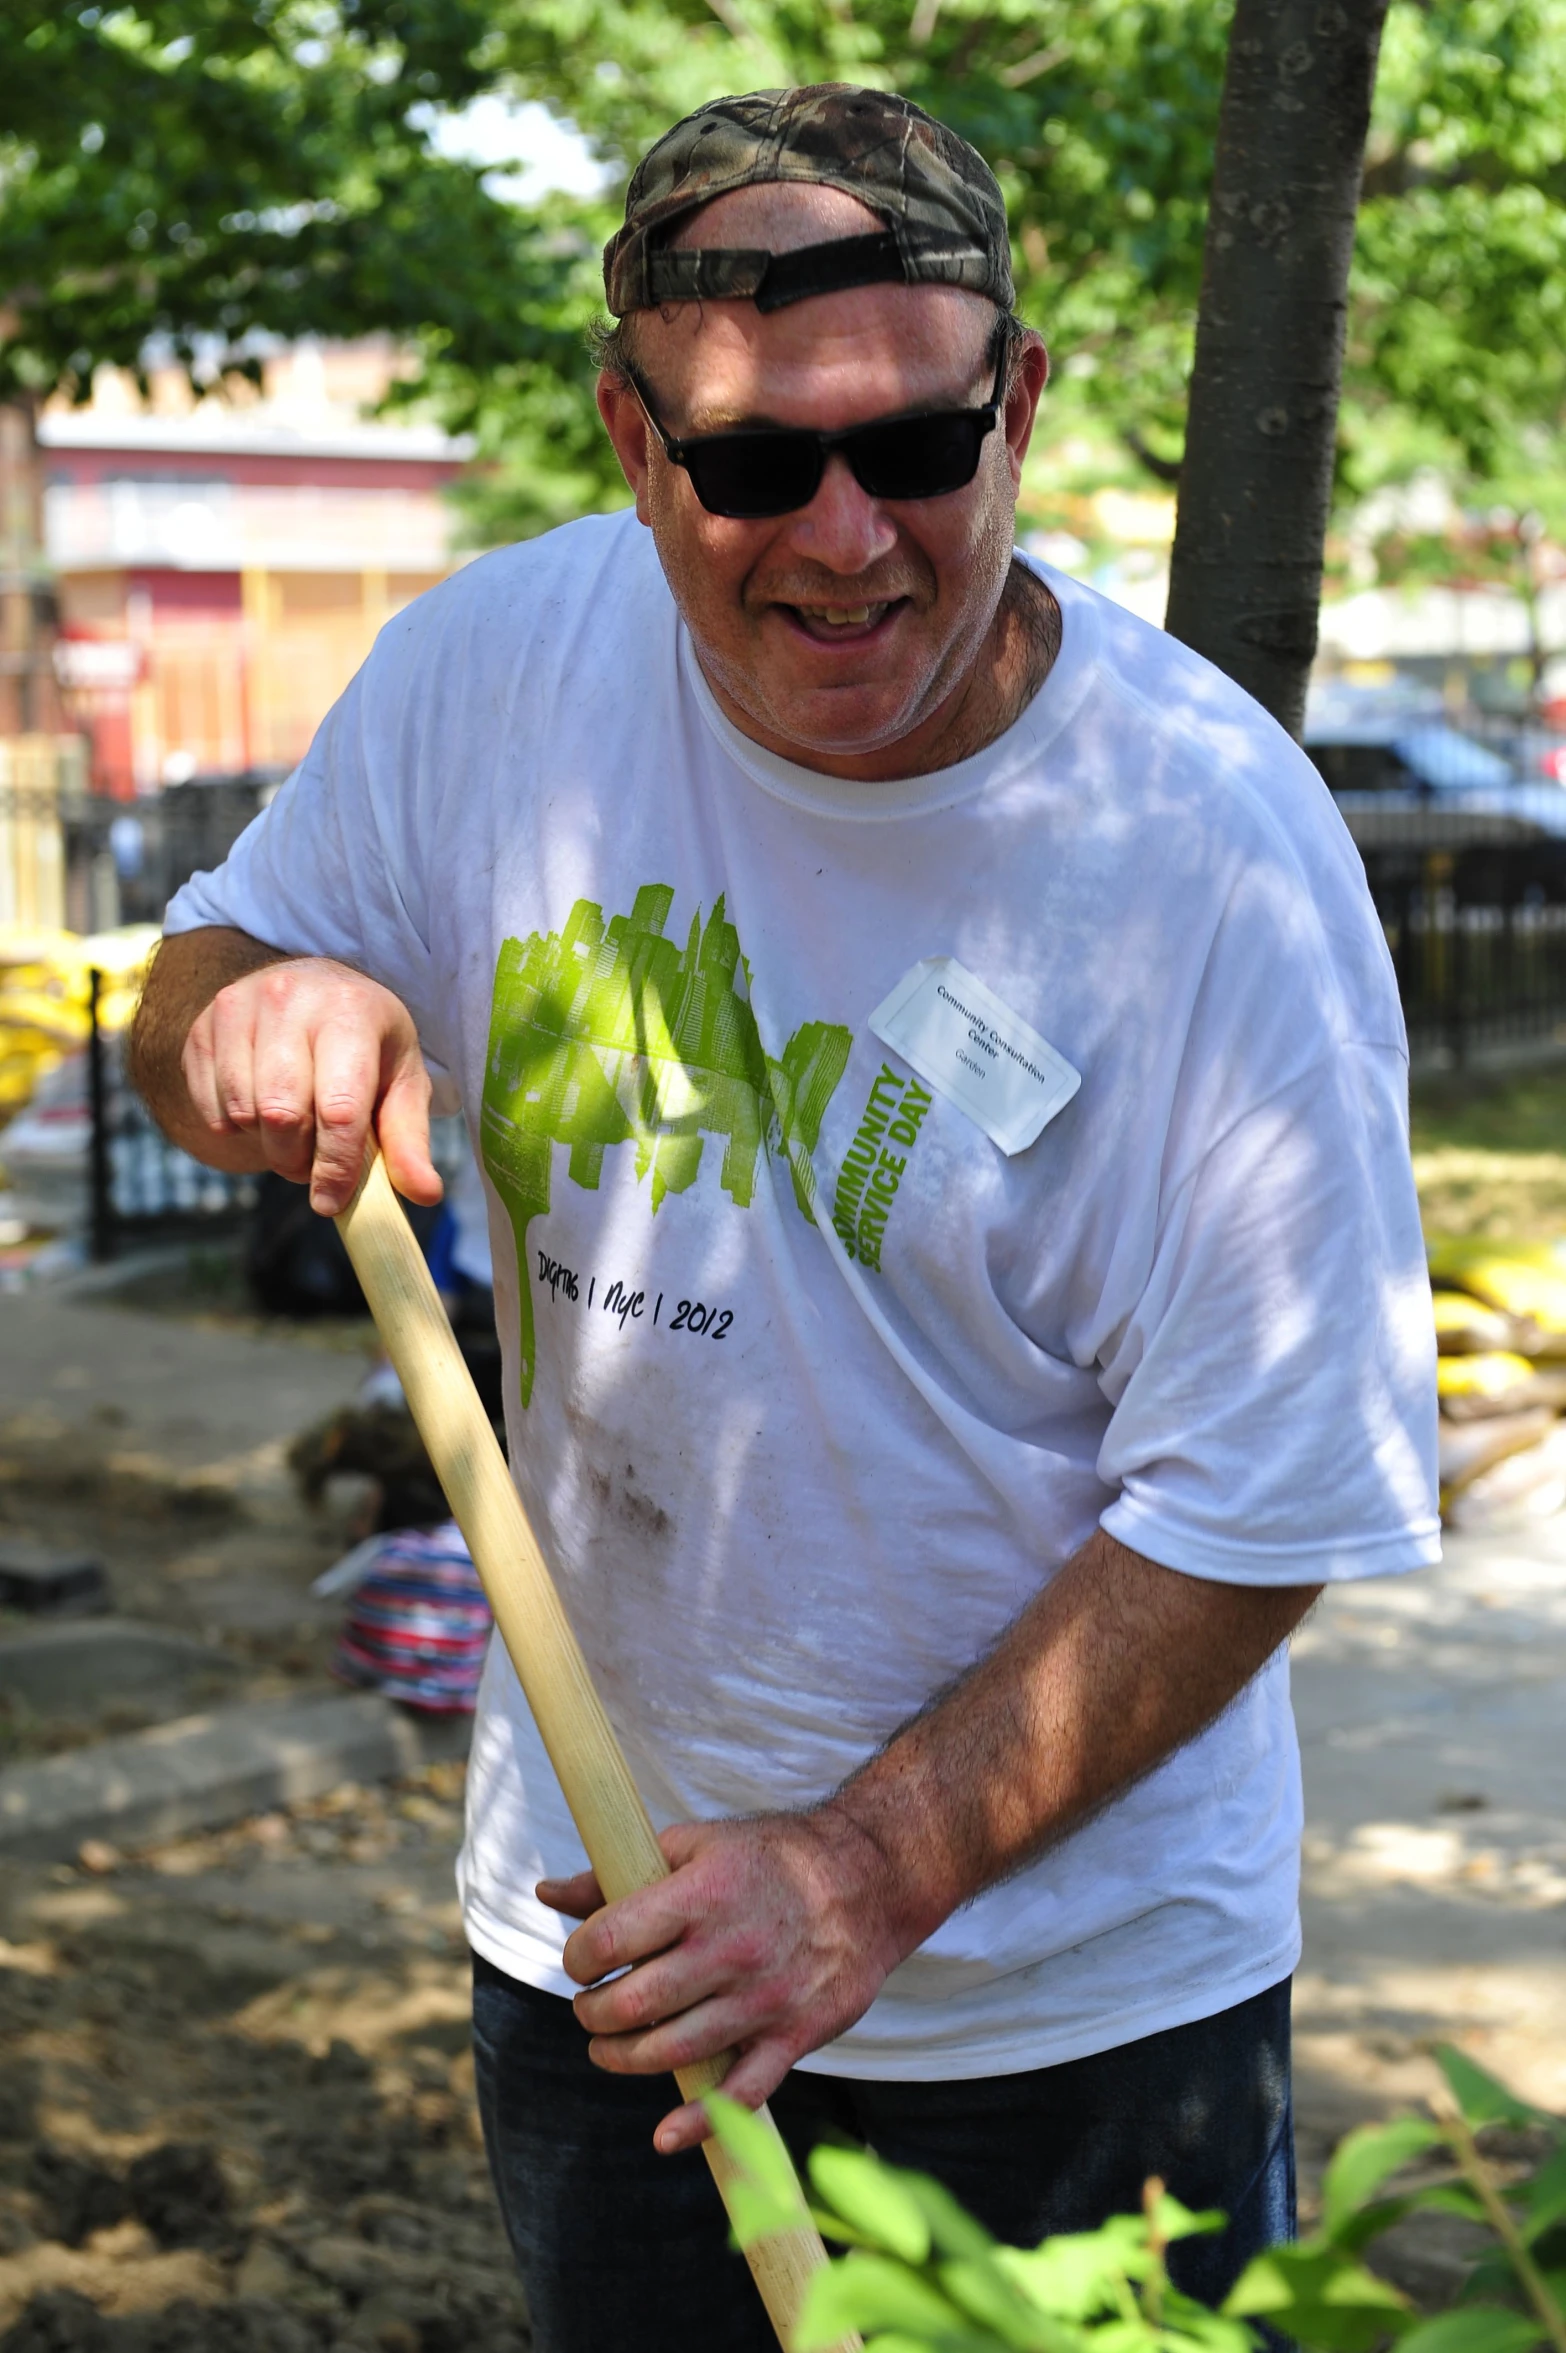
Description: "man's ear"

(597, 372), (656, 526)
(1002, 333), (1050, 487)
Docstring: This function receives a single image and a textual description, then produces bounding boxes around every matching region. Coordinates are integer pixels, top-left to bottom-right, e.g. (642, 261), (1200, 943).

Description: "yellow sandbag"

(0, 926), (81, 971)
(1445, 1424), (1566, 1531)
(1438, 1351), (1536, 1398)
(93, 991), (141, 1035)
(1427, 1239), (1566, 1333)
(77, 926), (161, 984)
(0, 1049), (57, 1110)
(0, 992), (90, 1049)
(1431, 1289), (1521, 1355)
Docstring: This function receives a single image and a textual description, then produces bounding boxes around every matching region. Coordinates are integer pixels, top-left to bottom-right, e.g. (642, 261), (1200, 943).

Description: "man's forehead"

(635, 280), (997, 431)
(668, 182), (885, 257)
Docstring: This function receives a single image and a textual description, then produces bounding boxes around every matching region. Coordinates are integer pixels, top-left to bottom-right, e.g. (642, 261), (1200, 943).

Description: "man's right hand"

(132, 929), (442, 1218)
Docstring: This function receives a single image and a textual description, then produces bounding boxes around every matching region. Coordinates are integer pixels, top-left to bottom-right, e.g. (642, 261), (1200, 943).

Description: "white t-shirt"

(167, 511), (1439, 2078)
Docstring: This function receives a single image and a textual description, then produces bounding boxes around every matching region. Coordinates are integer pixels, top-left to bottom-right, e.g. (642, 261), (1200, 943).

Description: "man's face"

(597, 186), (1047, 781)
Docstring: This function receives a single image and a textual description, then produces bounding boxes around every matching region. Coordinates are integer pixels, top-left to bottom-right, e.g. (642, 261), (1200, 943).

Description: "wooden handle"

(336, 1151), (856, 2353)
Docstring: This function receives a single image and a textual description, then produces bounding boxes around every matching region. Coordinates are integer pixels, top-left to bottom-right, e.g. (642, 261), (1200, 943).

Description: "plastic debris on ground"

(327, 1521), (493, 1713)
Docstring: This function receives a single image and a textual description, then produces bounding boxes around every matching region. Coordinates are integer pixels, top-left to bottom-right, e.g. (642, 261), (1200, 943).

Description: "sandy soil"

(0, 1763), (527, 2351)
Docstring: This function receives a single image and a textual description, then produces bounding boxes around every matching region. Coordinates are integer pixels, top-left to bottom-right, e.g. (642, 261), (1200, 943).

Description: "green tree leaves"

(7, 0), (1561, 531)
(466, 0), (1566, 532)
(0, 0), (563, 401)
(705, 2043), (1566, 2353)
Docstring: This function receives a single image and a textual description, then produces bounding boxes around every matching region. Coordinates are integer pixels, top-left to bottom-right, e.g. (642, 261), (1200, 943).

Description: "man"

(133, 85), (1439, 2353)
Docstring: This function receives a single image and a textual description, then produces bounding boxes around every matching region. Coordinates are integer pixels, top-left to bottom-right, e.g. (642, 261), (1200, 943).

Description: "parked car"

(1304, 684), (1519, 792)
(1304, 683), (1566, 843)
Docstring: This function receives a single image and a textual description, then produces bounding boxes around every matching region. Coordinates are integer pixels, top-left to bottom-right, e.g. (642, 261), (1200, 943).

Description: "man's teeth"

(800, 604), (883, 628)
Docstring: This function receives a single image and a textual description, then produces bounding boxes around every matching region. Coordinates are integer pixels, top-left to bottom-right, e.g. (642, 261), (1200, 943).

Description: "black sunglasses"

(626, 341), (1008, 521)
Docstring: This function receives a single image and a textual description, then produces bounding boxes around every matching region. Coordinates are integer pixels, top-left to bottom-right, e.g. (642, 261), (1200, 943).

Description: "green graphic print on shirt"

(480, 884), (852, 1406)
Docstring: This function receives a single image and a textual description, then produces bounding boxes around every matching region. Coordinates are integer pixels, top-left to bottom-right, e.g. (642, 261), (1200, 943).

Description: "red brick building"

(43, 343), (472, 797)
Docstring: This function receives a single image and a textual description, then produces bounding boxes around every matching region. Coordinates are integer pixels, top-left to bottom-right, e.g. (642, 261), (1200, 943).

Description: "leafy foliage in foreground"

(707, 2045), (1566, 2353)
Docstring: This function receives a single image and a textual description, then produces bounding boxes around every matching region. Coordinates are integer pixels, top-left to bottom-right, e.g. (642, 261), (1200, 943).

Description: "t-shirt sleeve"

(163, 627), (453, 1089)
(1097, 1039), (1441, 1585)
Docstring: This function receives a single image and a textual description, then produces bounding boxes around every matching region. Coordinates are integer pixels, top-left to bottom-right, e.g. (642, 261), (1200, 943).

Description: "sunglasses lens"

(675, 408), (992, 517)
(850, 413), (988, 500)
(684, 435), (824, 520)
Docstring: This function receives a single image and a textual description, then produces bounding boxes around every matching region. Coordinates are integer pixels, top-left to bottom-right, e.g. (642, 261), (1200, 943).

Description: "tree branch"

(1122, 426), (1184, 485)
(1000, 42), (1069, 89)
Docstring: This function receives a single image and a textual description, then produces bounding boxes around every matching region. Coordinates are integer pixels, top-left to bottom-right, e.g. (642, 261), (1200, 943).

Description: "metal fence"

(0, 765), (274, 937)
(1336, 799), (1566, 1064)
(64, 774), (274, 931)
(85, 971), (258, 1261)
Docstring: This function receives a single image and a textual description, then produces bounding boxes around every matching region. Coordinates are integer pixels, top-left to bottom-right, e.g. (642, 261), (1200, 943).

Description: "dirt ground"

(1411, 1063), (1566, 1238)
(0, 1210), (1563, 2347)
(0, 1285), (527, 2350)
(0, 1765), (525, 2352)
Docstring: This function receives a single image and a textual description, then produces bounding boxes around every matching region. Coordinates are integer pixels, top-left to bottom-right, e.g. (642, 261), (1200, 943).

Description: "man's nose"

(784, 452), (899, 572)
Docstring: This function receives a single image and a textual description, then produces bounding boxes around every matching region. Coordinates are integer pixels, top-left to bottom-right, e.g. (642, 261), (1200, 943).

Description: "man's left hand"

(536, 1805), (904, 2155)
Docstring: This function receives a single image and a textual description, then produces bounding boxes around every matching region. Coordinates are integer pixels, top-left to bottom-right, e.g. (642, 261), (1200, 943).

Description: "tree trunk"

(1163, 0), (1389, 740)
(0, 398), (64, 739)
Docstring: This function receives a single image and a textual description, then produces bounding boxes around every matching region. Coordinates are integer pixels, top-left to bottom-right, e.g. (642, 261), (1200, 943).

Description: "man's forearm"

(823, 1530), (1320, 1957)
(129, 926), (287, 1168)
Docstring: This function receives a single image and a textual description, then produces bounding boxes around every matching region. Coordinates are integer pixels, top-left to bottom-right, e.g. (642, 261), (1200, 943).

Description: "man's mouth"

(782, 600), (899, 644)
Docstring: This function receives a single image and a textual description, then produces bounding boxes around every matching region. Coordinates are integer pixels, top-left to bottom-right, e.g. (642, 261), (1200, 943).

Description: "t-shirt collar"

(679, 557), (1103, 821)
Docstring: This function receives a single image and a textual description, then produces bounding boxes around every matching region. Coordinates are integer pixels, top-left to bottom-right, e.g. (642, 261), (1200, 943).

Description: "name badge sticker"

(868, 957), (1080, 1156)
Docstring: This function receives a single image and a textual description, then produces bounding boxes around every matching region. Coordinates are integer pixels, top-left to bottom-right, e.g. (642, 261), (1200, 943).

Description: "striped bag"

(333, 1521), (493, 1712)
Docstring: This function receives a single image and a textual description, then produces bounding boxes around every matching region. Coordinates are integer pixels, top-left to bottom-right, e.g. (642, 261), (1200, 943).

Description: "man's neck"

(917, 560), (1062, 773)
(703, 559), (1063, 783)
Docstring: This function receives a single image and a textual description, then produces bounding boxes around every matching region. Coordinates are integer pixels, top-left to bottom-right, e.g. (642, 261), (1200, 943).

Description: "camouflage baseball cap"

(604, 84), (1013, 318)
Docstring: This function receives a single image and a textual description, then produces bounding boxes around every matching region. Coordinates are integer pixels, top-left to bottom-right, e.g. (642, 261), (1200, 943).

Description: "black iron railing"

(1337, 799), (1566, 1064)
(85, 968), (258, 1261)
(63, 774), (276, 930)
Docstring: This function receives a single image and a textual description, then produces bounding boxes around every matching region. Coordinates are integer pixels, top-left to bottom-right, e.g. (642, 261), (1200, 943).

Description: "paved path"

(1293, 1522), (1566, 2144)
(0, 1292), (366, 1490)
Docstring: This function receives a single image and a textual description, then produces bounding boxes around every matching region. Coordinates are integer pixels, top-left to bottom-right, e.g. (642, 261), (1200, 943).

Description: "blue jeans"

(472, 1956), (1295, 2353)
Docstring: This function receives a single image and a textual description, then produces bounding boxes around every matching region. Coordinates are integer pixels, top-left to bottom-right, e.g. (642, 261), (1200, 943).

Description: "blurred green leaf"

(1323, 2118), (1445, 2241)
(1224, 2238), (1413, 2353)
(724, 2175), (810, 2247)
(704, 2091), (808, 2220)
(1396, 2311), (1547, 2353)
(1522, 2147), (1566, 2247)
(810, 2146), (933, 2266)
(1149, 2192), (1227, 2246)
(1436, 2050), (1551, 2134)
(901, 2171), (1000, 2262)
(793, 2250), (977, 2351)
(938, 2252), (1076, 2346)
(1000, 2225), (1148, 2323)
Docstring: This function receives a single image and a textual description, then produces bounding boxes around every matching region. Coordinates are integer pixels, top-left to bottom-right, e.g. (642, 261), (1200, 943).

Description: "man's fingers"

(536, 1869), (603, 1920)
(205, 983), (263, 1133)
(179, 1008), (224, 1132)
(572, 1943), (729, 2040)
(560, 1878), (691, 1985)
(376, 1058), (442, 1208)
(306, 1020), (385, 1214)
(249, 1016), (320, 1184)
(653, 2041), (795, 2156)
(584, 1996), (736, 2081)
